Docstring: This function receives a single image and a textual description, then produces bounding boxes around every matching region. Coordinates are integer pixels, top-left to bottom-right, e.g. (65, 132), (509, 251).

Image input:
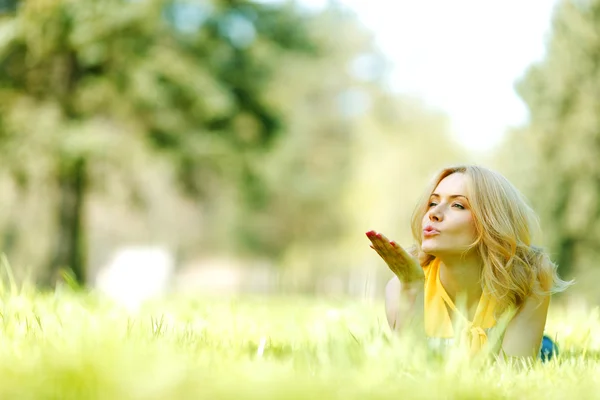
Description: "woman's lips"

(423, 226), (440, 238)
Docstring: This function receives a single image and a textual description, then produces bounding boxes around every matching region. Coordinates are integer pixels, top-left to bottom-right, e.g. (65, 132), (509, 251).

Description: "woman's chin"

(421, 242), (447, 257)
(421, 244), (437, 255)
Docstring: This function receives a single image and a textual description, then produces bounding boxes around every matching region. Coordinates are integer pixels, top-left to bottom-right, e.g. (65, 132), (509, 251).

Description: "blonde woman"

(367, 165), (572, 360)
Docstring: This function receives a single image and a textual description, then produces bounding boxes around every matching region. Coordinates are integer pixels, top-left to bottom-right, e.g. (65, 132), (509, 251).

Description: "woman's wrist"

(400, 278), (424, 292)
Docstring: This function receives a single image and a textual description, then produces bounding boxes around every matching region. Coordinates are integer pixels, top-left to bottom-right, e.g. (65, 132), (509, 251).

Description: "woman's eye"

(452, 203), (465, 210)
(428, 202), (438, 208)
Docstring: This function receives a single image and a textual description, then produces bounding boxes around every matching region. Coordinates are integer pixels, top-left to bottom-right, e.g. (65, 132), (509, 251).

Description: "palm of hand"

(366, 230), (424, 283)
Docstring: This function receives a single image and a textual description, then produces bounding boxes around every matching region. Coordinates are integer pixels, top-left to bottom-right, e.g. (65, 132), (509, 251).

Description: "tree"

(0, 0), (315, 285)
(227, 5), (384, 258)
(235, 5), (468, 288)
(0, 0), (18, 13)
(509, 0), (600, 280)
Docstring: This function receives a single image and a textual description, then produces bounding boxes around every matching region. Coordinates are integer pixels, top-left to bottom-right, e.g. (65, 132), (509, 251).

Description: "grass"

(0, 278), (597, 399)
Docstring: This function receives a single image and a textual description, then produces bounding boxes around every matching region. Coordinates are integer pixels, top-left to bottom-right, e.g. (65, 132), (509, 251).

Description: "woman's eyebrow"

(430, 193), (468, 200)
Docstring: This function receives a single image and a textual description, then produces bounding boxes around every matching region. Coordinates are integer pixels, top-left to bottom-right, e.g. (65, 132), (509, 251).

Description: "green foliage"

(507, 0), (600, 284)
(0, 0), (315, 194)
(230, 5), (383, 258)
(0, 0), (17, 14)
(0, 0), (318, 282)
(0, 0), (468, 285)
(227, 6), (467, 265)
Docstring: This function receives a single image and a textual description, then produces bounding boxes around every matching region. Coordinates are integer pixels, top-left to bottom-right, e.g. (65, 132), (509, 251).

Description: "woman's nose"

(428, 207), (443, 222)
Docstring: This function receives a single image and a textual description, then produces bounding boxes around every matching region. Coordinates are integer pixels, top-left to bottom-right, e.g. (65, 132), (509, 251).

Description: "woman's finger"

(368, 231), (404, 262)
(366, 232), (387, 252)
(394, 246), (414, 263)
(370, 245), (387, 258)
(384, 244), (420, 277)
(374, 241), (407, 274)
(367, 230), (422, 277)
(369, 234), (389, 253)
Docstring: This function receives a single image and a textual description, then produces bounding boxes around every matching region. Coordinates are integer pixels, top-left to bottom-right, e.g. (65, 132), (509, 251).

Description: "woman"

(366, 165), (572, 360)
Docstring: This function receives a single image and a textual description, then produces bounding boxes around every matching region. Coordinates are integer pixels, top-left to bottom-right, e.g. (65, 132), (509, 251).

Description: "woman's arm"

(500, 294), (550, 358)
(366, 231), (425, 333)
(385, 276), (424, 332)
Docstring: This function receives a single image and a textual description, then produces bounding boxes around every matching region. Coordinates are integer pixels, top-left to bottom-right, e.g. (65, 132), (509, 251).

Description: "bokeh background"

(0, 0), (596, 308)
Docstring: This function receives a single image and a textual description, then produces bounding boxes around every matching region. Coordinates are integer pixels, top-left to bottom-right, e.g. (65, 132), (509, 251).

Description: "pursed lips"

(423, 225), (440, 238)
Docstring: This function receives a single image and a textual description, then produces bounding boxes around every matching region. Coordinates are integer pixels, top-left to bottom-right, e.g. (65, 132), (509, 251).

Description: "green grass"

(0, 281), (597, 399)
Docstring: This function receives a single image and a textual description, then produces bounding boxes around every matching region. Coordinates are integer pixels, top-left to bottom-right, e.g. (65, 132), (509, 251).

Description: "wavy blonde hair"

(410, 165), (573, 311)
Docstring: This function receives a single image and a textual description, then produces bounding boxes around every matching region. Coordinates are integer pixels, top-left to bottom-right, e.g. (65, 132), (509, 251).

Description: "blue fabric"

(539, 335), (558, 362)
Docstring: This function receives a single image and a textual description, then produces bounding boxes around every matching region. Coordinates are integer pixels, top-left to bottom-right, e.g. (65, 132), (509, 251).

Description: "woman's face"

(421, 173), (477, 256)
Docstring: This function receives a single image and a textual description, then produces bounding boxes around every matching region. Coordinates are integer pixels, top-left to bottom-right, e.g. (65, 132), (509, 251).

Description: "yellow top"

(423, 258), (498, 354)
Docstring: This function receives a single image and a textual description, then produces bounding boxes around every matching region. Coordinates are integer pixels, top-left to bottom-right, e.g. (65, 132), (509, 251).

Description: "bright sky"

(299, 0), (560, 151)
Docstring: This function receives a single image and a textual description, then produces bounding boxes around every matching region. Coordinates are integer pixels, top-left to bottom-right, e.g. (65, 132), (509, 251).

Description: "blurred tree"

(0, 0), (18, 13)
(506, 0), (600, 279)
(227, 5), (380, 258)
(230, 4), (467, 288)
(0, 0), (315, 285)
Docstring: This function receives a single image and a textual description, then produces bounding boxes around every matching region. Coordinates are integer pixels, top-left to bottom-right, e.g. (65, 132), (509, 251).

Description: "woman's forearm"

(385, 276), (424, 333)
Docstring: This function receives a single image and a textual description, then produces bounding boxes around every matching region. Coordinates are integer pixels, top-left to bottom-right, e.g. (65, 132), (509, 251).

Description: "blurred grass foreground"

(0, 259), (597, 399)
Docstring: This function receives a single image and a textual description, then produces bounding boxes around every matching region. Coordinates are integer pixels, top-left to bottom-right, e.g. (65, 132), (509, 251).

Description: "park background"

(0, 1), (599, 397)
(0, 0), (594, 305)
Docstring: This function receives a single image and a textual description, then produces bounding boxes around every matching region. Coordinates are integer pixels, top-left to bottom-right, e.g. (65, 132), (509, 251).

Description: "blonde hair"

(410, 165), (572, 311)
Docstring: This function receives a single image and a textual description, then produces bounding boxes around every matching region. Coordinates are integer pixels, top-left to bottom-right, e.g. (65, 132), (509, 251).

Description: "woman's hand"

(366, 230), (424, 283)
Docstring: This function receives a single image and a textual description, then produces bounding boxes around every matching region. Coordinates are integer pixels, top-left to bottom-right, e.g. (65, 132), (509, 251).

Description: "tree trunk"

(46, 157), (87, 286)
(556, 236), (575, 278)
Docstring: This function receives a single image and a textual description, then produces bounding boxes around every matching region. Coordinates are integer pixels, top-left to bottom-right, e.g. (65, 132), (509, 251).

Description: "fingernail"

(366, 230), (375, 237)
(390, 241), (396, 247)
